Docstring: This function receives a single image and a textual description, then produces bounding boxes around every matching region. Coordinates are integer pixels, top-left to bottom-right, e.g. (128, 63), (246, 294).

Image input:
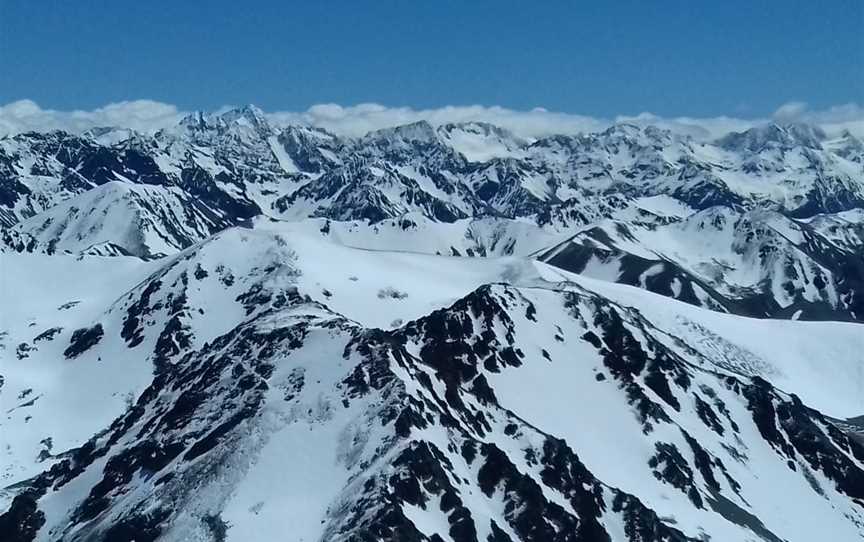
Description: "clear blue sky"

(1, 0), (862, 117)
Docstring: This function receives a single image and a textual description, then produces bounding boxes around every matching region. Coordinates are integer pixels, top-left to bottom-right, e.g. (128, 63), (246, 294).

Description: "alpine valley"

(1, 106), (864, 542)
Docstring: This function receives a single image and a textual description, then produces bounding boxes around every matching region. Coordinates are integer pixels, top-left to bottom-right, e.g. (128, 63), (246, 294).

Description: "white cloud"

(268, 103), (610, 139)
(1, 99), (862, 141)
(0, 99), (184, 137)
(773, 101), (864, 137)
(773, 101), (810, 122)
(267, 102), (864, 140)
(614, 112), (765, 141)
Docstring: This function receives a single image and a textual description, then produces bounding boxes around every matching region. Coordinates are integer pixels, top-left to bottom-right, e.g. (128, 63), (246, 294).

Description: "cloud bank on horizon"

(1, 99), (862, 141)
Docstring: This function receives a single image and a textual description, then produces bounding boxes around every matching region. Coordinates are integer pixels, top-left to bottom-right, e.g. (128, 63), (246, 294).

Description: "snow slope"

(0, 252), (161, 484)
(536, 262), (864, 418)
(539, 205), (864, 322)
(1, 227), (863, 541)
(1, 111), (864, 542)
(11, 182), (235, 258)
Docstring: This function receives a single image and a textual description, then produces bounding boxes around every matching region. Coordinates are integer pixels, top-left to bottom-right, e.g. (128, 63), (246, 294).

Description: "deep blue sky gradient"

(1, 0), (862, 117)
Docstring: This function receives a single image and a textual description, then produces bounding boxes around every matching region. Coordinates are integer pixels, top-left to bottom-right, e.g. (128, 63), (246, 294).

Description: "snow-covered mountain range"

(1, 107), (863, 541)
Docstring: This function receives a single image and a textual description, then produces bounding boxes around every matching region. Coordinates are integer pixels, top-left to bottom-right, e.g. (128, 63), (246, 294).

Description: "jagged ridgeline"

(3, 108), (863, 322)
(1, 109), (863, 541)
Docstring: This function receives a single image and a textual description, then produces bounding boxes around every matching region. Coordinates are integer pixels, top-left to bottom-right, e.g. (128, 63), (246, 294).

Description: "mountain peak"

(602, 122), (643, 137)
(366, 120), (438, 143)
(218, 104), (269, 129)
(436, 121), (528, 161)
(176, 104), (271, 135)
(438, 120), (517, 138)
(718, 122), (825, 152)
(600, 123), (674, 145)
(82, 126), (137, 146)
(177, 110), (208, 130)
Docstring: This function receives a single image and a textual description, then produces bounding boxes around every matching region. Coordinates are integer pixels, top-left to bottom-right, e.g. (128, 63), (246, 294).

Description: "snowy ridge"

(1, 108), (863, 541)
(3, 109), (863, 240)
(1, 228), (864, 541)
(10, 181), (236, 258)
(539, 205), (864, 321)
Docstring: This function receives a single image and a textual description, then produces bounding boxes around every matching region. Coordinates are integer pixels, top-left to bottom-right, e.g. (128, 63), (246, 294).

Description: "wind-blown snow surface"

(2, 109), (864, 541)
(0, 252), (162, 482)
(1, 224), (863, 542)
(536, 264), (864, 418)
